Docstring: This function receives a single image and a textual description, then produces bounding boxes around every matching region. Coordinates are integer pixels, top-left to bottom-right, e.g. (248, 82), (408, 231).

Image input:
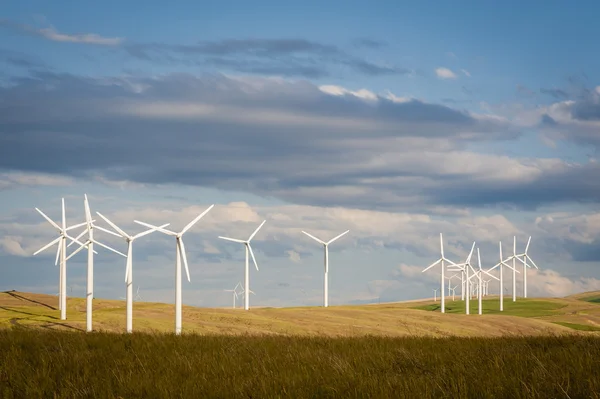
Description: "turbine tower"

(33, 198), (92, 320)
(301, 229), (350, 308)
(135, 204), (215, 335)
(475, 248), (499, 315)
(64, 194), (126, 332)
(96, 211), (167, 333)
(487, 241), (519, 312)
(447, 242), (476, 315)
(218, 220), (266, 311)
(515, 236), (539, 298)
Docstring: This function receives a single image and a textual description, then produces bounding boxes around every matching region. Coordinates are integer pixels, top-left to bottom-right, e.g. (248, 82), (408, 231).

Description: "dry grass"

(2, 290), (600, 337)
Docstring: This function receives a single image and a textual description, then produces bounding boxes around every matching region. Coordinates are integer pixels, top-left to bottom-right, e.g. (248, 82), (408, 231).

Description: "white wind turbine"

(95, 211), (167, 333)
(134, 286), (142, 301)
(301, 229), (350, 308)
(135, 204), (215, 335)
(449, 285), (458, 301)
(487, 241), (520, 312)
(422, 233), (465, 314)
(218, 220), (266, 311)
(433, 288), (438, 302)
(33, 198), (93, 320)
(63, 194), (126, 332)
(515, 236), (539, 298)
(224, 282), (243, 309)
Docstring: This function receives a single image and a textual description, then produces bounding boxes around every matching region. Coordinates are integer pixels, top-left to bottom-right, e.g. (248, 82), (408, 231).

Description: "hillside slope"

(2, 290), (600, 336)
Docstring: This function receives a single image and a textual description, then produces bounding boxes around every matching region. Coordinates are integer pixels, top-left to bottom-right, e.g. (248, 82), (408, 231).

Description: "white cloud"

(526, 269), (600, 297)
(435, 67), (458, 79)
(0, 236), (28, 256)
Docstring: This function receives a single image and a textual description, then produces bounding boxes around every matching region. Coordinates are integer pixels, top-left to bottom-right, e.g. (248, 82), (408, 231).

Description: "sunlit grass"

(413, 298), (566, 317)
(552, 321), (600, 331)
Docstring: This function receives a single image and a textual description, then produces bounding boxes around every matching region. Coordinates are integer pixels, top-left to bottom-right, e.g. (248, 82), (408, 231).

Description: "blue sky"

(2, 1), (600, 308)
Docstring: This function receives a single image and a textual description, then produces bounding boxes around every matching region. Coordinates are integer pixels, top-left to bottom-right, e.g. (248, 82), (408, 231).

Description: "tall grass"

(1, 328), (599, 398)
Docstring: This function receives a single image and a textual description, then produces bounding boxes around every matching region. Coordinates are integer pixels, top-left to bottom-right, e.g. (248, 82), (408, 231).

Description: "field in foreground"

(1, 329), (599, 398)
(3, 290), (600, 337)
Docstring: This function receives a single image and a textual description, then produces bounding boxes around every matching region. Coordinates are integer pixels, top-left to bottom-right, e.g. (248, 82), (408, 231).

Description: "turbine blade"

(54, 239), (61, 265)
(65, 221), (88, 232)
(33, 236), (62, 256)
(487, 262), (500, 272)
(94, 225), (123, 239)
(61, 198), (66, 230)
(482, 269), (500, 281)
(248, 243), (259, 271)
(477, 247), (482, 270)
(92, 239), (127, 257)
(440, 233), (444, 258)
(301, 231), (326, 245)
(501, 261), (521, 273)
(178, 239), (191, 282)
(248, 220), (267, 241)
(218, 236), (245, 243)
(35, 208), (61, 231)
(96, 212), (128, 238)
(327, 230), (349, 245)
(422, 258), (442, 272)
(467, 242), (476, 263)
(181, 204), (215, 235)
(134, 220), (177, 236)
(133, 223), (170, 240)
(525, 236), (532, 254)
(125, 252), (132, 283)
(84, 194), (93, 224)
(527, 256), (539, 269)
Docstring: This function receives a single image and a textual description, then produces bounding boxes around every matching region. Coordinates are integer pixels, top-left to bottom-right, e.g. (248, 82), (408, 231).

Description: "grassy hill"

(3, 290), (600, 336)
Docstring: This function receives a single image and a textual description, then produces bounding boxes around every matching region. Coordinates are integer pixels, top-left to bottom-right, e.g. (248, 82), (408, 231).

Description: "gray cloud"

(125, 38), (408, 78)
(2, 71), (598, 212)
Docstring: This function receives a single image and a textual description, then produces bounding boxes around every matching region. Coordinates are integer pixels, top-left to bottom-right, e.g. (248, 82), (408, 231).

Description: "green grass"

(580, 295), (600, 304)
(413, 298), (566, 317)
(1, 328), (599, 398)
(552, 322), (600, 332)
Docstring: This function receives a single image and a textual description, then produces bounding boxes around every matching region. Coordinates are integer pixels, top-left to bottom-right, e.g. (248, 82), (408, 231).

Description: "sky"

(2, 1), (600, 308)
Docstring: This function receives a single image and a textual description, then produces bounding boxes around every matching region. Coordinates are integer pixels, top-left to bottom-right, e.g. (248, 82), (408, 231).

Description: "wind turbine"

(134, 286), (142, 302)
(33, 198), (97, 320)
(218, 220), (266, 311)
(423, 234), (466, 314)
(474, 248), (499, 315)
(224, 282), (242, 309)
(301, 229), (350, 308)
(515, 236), (539, 298)
(95, 211), (167, 333)
(433, 288), (438, 302)
(449, 285), (458, 301)
(487, 241), (520, 312)
(135, 204), (215, 335)
(63, 194), (126, 332)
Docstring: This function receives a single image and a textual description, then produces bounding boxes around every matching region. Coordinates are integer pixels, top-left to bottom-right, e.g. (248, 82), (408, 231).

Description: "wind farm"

(2, 1), (600, 396)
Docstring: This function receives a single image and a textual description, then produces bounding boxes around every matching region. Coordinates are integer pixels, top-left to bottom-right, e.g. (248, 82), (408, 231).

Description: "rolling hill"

(2, 290), (600, 336)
